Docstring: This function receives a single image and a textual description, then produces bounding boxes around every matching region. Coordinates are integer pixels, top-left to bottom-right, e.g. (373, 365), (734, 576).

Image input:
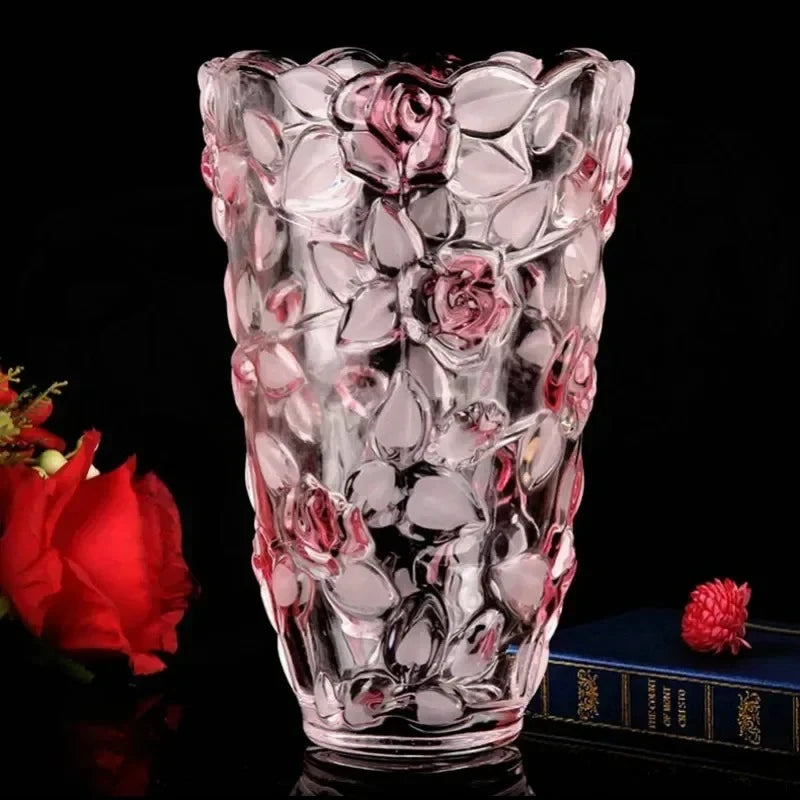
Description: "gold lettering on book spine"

(577, 669), (600, 721)
(737, 690), (761, 746)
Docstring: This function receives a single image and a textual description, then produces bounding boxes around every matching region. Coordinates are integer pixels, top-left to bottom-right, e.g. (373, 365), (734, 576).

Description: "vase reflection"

(291, 745), (534, 795)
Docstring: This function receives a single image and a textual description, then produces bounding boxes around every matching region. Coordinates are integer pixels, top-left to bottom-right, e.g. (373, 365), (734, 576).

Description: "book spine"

(527, 659), (800, 755)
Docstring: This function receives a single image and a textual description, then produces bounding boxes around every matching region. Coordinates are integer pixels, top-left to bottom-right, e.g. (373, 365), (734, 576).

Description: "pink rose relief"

(332, 66), (460, 193)
(282, 476), (370, 577)
(425, 253), (513, 351)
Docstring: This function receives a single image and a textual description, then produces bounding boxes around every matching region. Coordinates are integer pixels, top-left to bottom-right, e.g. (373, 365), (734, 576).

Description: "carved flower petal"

(491, 552), (549, 623)
(516, 326), (555, 368)
(262, 278), (304, 332)
(309, 241), (376, 304)
(404, 466), (485, 540)
(285, 388), (320, 443)
(490, 51), (543, 80)
(275, 64), (342, 119)
(384, 593), (447, 683)
(334, 365), (390, 418)
(283, 126), (360, 216)
(488, 181), (553, 250)
(336, 281), (400, 351)
(345, 459), (405, 528)
(406, 344), (455, 416)
(216, 150), (249, 205)
(332, 73), (381, 128)
(517, 410), (565, 494)
(563, 224), (600, 285)
(256, 342), (305, 399)
(415, 688), (463, 725)
(426, 400), (508, 470)
(311, 47), (385, 80)
(580, 269), (606, 338)
(451, 64), (536, 138)
(371, 370), (431, 465)
(406, 114), (461, 186)
(450, 138), (530, 200)
(243, 110), (283, 170)
(328, 562), (399, 619)
(529, 98), (570, 155)
(254, 432), (300, 493)
(253, 207), (283, 273)
(339, 130), (401, 192)
(444, 608), (505, 680)
(365, 198), (425, 276)
(408, 187), (462, 242)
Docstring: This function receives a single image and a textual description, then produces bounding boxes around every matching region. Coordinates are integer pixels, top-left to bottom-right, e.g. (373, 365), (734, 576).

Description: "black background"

(2, 25), (796, 702)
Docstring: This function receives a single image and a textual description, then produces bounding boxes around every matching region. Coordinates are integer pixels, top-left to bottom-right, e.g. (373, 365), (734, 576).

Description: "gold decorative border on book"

(531, 660), (800, 756)
(621, 672), (631, 727)
(704, 684), (713, 740)
(541, 670), (550, 717)
(548, 659), (800, 695)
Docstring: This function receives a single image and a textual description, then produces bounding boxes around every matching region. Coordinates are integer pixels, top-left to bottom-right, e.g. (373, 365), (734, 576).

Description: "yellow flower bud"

(39, 449), (67, 476)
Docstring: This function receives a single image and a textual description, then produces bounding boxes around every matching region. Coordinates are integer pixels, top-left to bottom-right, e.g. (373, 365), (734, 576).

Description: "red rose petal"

(0, 465), (64, 634)
(132, 473), (193, 655)
(45, 558), (131, 655)
(54, 456), (155, 636)
(23, 397), (53, 426)
(130, 652), (168, 676)
(16, 426), (67, 451)
(46, 431), (102, 534)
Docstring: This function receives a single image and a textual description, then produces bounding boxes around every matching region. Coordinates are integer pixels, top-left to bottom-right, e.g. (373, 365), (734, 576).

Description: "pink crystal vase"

(199, 47), (634, 757)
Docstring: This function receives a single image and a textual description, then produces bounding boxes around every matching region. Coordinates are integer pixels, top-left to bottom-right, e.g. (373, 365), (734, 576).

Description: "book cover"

(526, 608), (800, 755)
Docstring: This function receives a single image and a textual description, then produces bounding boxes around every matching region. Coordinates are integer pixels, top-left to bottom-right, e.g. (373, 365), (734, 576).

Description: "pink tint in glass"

(198, 46), (634, 758)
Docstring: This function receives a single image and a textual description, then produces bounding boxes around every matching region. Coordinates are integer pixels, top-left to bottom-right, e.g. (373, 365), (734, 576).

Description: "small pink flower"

(426, 253), (513, 351)
(332, 66), (460, 193)
(282, 476), (370, 577)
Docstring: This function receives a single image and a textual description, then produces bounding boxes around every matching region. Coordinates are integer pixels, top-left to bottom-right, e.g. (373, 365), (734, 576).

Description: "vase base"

(303, 711), (523, 761)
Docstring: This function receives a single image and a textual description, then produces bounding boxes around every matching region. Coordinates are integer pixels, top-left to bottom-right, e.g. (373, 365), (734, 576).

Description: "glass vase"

(198, 46), (634, 758)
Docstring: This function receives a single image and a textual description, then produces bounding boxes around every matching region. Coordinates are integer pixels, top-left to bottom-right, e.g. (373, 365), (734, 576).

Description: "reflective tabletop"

(2, 650), (797, 797)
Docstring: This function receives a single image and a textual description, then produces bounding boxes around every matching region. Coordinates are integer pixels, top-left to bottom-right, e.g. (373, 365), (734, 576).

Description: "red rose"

(0, 431), (194, 675)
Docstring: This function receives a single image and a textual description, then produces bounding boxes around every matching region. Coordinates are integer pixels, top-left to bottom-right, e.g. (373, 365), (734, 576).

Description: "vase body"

(199, 47), (633, 757)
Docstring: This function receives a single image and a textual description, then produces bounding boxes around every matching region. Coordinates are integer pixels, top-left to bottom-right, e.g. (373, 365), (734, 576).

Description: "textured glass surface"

(199, 47), (634, 756)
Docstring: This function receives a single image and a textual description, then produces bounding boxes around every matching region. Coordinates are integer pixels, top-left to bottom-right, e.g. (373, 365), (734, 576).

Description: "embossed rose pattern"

(332, 66), (460, 192)
(283, 476), (370, 577)
(199, 46), (634, 749)
(426, 251), (513, 348)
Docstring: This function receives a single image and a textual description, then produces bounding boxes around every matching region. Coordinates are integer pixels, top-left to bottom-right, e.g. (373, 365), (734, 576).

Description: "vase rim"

(198, 46), (634, 87)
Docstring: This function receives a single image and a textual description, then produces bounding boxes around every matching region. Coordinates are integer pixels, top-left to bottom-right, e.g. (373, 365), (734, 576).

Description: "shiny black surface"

(2, 646), (797, 797)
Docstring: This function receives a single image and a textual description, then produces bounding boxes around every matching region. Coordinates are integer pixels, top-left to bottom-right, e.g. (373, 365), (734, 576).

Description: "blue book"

(526, 608), (800, 755)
